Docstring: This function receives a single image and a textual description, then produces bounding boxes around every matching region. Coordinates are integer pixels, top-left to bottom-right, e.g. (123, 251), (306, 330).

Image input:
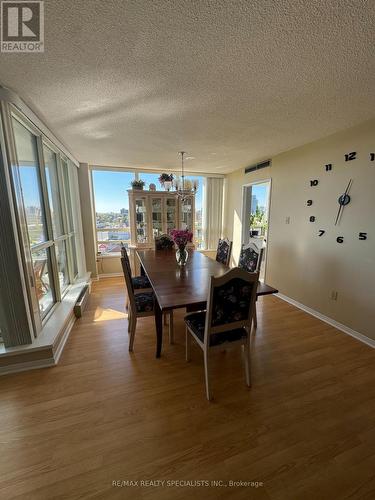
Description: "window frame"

(8, 105), (80, 332)
(91, 168), (135, 256)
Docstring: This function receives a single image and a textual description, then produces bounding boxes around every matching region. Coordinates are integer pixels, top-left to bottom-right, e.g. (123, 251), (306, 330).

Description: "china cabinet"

(128, 190), (195, 249)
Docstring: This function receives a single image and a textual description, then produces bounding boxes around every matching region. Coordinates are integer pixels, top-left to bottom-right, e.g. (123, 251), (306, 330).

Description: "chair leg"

(185, 327), (191, 362)
(243, 340), (251, 387)
(128, 316), (137, 352)
(204, 348), (212, 401)
(169, 310), (174, 345)
(127, 308), (132, 333)
(253, 307), (258, 329)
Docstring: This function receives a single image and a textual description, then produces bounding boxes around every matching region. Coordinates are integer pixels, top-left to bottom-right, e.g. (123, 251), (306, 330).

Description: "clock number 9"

(337, 236), (344, 244)
(310, 180), (319, 186)
(359, 232), (367, 240)
(307, 200), (313, 206)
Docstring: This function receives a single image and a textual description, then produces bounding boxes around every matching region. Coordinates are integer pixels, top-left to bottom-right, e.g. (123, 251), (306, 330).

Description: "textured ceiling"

(0, 0), (374, 173)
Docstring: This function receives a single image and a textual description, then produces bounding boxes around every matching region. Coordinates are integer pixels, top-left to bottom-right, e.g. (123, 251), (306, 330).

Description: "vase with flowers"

(158, 173), (174, 191)
(170, 229), (193, 266)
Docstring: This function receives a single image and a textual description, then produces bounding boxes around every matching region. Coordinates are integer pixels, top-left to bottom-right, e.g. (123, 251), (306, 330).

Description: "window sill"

(0, 273), (91, 358)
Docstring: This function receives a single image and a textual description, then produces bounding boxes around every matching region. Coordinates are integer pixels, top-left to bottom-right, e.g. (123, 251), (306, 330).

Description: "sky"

(251, 183), (269, 211)
(92, 170), (203, 213)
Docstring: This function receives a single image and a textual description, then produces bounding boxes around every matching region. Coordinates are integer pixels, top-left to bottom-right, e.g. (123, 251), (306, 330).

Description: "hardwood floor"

(0, 276), (374, 500)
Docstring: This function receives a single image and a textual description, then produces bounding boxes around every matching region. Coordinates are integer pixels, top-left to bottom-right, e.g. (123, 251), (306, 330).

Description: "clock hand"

(335, 179), (353, 226)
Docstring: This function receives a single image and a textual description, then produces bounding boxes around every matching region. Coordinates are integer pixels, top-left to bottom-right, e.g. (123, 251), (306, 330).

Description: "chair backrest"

(238, 242), (264, 273)
(215, 238), (233, 266)
(121, 244), (132, 279)
(204, 267), (259, 344)
(155, 234), (174, 250)
(121, 256), (136, 314)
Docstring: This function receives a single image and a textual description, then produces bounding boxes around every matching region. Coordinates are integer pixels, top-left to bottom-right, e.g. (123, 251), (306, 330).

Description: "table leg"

(155, 299), (163, 358)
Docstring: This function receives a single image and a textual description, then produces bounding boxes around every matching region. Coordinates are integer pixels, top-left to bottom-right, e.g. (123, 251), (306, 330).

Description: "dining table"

(136, 248), (279, 358)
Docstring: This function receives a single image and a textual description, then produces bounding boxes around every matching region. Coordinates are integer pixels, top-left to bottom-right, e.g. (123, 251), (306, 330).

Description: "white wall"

(225, 120), (375, 341)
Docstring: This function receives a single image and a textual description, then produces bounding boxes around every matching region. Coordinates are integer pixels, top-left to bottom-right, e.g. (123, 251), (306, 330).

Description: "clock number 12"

(345, 152), (357, 161)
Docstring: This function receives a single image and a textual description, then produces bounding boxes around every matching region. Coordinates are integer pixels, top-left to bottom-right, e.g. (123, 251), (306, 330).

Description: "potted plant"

(158, 173), (174, 191)
(131, 179), (145, 190)
(170, 229), (193, 266)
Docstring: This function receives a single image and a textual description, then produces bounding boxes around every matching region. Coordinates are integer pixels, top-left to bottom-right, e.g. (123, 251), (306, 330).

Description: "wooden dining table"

(136, 248), (278, 358)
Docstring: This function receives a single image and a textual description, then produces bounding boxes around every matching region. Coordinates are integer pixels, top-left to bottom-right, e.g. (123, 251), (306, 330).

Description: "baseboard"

(53, 313), (76, 363)
(98, 272), (123, 278)
(0, 357), (55, 376)
(276, 293), (375, 349)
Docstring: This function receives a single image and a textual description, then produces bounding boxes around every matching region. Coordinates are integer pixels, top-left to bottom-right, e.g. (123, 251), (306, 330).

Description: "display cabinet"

(128, 190), (195, 249)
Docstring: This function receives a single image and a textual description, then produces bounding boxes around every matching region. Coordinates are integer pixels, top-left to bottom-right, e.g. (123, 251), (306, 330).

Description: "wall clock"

(306, 151), (374, 243)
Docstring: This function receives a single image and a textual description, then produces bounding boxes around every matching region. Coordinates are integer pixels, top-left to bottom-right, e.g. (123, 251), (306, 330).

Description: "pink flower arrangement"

(170, 229), (193, 248)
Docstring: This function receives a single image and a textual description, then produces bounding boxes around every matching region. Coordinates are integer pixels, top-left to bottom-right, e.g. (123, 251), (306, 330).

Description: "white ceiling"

(0, 0), (374, 173)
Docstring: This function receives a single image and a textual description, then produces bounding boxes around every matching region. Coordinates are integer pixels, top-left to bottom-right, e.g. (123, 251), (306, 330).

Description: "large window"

(13, 118), (56, 317)
(11, 113), (80, 325)
(92, 169), (206, 254)
(92, 170), (135, 254)
(184, 175), (204, 249)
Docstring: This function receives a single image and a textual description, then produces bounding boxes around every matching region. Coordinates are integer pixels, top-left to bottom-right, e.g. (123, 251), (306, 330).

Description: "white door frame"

(241, 178), (272, 280)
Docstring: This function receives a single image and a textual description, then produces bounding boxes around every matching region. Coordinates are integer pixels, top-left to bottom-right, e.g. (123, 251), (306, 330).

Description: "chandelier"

(174, 151), (198, 202)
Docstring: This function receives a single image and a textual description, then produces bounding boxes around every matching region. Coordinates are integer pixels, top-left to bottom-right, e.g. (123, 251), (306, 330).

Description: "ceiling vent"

(245, 159), (271, 174)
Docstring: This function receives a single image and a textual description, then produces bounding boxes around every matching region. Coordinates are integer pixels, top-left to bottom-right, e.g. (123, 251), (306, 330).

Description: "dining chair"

(238, 242), (264, 328)
(121, 255), (174, 351)
(121, 245), (151, 291)
(184, 267), (259, 400)
(155, 234), (174, 250)
(215, 237), (233, 266)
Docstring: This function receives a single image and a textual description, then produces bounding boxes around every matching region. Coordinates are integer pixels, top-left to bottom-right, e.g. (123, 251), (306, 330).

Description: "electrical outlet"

(285, 216), (290, 224)
(331, 290), (338, 301)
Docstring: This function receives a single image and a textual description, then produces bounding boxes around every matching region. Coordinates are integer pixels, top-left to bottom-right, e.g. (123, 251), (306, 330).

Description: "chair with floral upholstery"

(121, 252), (173, 351)
(215, 238), (233, 266)
(238, 242), (264, 328)
(121, 245), (151, 292)
(121, 255), (155, 351)
(184, 267), (259, 400)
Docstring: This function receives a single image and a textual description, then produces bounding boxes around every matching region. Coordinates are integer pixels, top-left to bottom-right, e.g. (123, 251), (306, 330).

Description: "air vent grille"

(245, 159), (271, 174)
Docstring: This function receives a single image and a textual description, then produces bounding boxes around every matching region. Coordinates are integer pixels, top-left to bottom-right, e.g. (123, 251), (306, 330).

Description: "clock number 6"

(359, 232), (367, 240)
(337, 236), (344, 243)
